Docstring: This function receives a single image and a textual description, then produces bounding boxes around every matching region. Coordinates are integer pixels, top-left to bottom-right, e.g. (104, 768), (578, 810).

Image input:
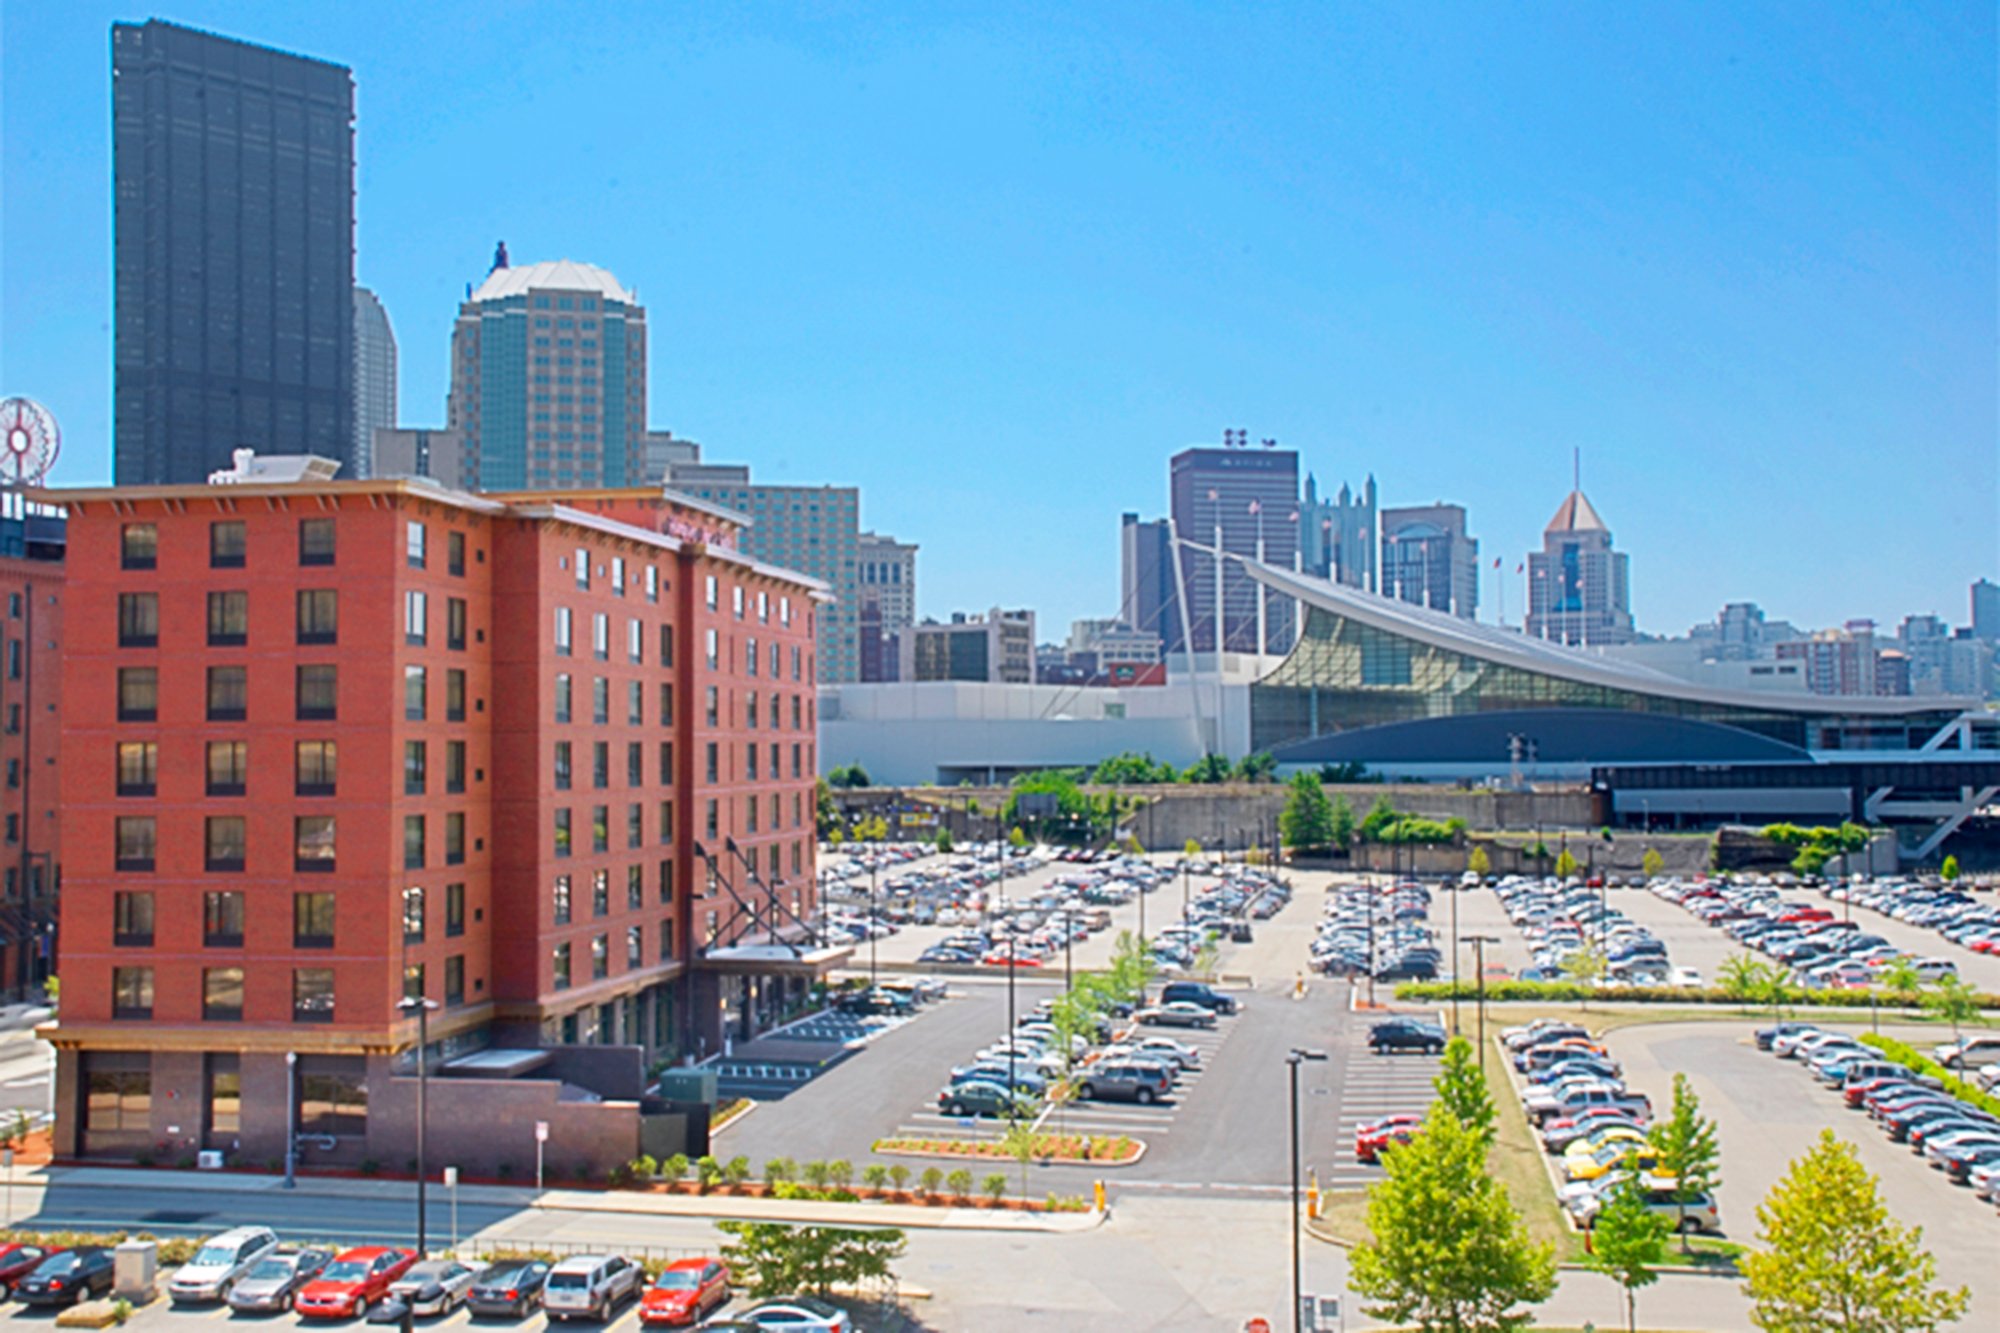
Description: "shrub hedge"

(1393, 979), (2000, 1009)
(1858, 1034), (2000, 1119)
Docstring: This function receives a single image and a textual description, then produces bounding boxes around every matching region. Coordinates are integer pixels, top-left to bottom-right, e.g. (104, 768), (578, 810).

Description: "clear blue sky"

(4, 2), (1994, 638)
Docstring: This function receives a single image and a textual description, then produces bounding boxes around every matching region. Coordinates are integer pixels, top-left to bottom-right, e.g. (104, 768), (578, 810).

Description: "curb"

(708, 1099), (756, 1136)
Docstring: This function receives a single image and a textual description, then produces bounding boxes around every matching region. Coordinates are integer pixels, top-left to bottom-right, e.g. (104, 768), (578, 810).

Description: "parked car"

(169, 1225), (281, 1304)
(1369, 1018), (1446, 1055)
(938, 1080), (1024, 1118)
(384, 1260), (478, 1318)
(639, 1258), (731, 1326)
(466, 1260), (552, 1318)
(1159, 981), (1240, 1015)
(296, 1248), (418, 1320)
(1135, 1001), (1218, 1030)
(545, 1255), (642, 1323)
(1072, 1060), (1173, 1105)
(1355, 1114), (1423, 1163)
(13, 1250), (114, 1308)
(226, 1249), (334, 1314)
(1576, 1184), (1721, 1235)
(728, 1296), (854, 1330)
(0, 1244), (51, 1300)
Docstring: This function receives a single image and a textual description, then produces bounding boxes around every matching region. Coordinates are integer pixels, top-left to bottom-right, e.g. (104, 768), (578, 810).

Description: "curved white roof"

(471, 259), (634, 305)
(1237, 554), (1972, 719)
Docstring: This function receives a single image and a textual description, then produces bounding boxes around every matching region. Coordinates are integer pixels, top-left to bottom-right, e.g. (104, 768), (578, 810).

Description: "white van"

(542, 1255), (640, 1322)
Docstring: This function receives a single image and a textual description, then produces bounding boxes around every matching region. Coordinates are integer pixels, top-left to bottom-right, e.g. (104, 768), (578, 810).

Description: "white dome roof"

(471, 259), (634, 305)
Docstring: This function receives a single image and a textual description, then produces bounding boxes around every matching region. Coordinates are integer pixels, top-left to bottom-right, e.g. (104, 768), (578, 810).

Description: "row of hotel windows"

(550, 796), (808, 858)
(117, 589), (468, 651)
(117, 737), (465, 800)
(551, 922), (675, 989)
(547, 738), (809, 789)
(108, 957), (470, 1022)
(121, 518), (470, 577)
(113, 885), (464, 949)
(549, 863), (671, 924)
(115, 663), (466, 724)
(85, 1053), (367, 1141)
(111, 810), (466, 872)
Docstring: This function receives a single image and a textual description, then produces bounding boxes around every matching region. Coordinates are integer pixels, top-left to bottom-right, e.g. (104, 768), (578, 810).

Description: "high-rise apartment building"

(664, 460), (862, 684)
(1380, 503), (1479, 620)
(856, 532), (918, 638)
(1525, 490), (1633, 645)
(1776, 621), (1909, 696)
(1300, 474), (1376, 590)
(1169, 446), (1299, 654)
(900, 609), (1036, 683)
(113, 21), (356, 483)
(352, 288), (397, 478)
(372, 428), (466, 488)
(447, 259), (647, 492)
(1972, 579), (2000, 642)
(1119, 514), (1183, 655)
(45, 474), (822, 1175)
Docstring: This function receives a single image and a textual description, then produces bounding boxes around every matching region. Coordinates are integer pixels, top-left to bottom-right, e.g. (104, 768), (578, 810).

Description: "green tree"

(934, 825), (955, 854)
(1091, 751), (1174, 785)
(1007, 825), (1027, 850)
(1231, 750), (1278, 783)
(1001, 1114), (1040, 1198)
(1924, 972), (1981, 1055)
(1554, 847), (1580, 878)
(1183, 837), (1202, 860)
(1466, 844), (1492, 878)
(1182, 752), (1231, 784)
(1647, 1073), (1720, 1253)
(1433, 1035), (1496, 1150)
(1359, 794), (1399, 843)
(826, 763), (871, 790)
(1331, 793), (1357, 852)
(1717, 953), (1773, 1010)
(1349, 1104), (1556, 1331)
(815, 777), (839, 838)
(1562, 944), (1607, 1007)
(1640, 847), (1665, 880)
(1279, 771), (1337, 854)
(1741, 1129), (1967, 1332)
(1941, 854), (1962, 882)
(1876, 956), (1922, 1014)
(1584, 1177), (1670, 1333)
(1317, 760), (1370, 783)
(715, 1221), (907, 1298)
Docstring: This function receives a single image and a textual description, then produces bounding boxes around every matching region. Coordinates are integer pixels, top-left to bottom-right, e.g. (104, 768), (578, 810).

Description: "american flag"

(1206, 489), (1218, 502)
(1247, 500), (1262, 515)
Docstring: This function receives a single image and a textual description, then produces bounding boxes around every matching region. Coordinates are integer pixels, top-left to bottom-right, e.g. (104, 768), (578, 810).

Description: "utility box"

(114, 1239), (157, 1302)
(654, 1068), (717, 1104)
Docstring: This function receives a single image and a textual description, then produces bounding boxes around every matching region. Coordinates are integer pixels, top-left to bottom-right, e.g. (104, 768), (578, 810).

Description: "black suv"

(1160, 981), (1239, 1015)
(1369, 1018), (1447, 1054)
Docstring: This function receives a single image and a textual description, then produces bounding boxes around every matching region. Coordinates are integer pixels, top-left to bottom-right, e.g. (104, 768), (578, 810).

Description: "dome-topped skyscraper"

(447, 257), (647, 491)
(1526, 488), (1635, 646)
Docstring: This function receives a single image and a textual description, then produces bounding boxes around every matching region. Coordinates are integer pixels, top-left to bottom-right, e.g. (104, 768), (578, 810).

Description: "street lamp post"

(1064, 907), (1074, 994)
(283, 1051), (298, 1189)
(1464, 936), (1499, 1069)
(1287, 1048), (1328, 1333)
(868, 856), (880, 989)
(400, 995), (440, 1254)
(1450, 866), (1461, 1036)
(1006, 938), (1018, 1115)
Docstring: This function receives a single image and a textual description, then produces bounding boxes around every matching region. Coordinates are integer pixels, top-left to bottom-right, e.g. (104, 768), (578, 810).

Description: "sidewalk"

(16, 1164), (1104, 1234)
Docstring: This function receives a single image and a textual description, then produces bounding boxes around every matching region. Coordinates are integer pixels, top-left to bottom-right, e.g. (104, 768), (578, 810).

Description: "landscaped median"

(871, 1132), (1142, 1166)
(1397, 979), (2000, 1008)
(1858, 1033), (2000, 1117)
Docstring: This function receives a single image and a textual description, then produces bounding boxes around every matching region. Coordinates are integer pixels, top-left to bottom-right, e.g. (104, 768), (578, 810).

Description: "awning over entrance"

(442, 1048), (554, 1078)
(693, 941), (853, 978)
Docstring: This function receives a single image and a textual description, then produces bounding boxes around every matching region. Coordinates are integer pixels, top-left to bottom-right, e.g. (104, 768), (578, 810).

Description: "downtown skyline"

(2, 2), (1992, 640)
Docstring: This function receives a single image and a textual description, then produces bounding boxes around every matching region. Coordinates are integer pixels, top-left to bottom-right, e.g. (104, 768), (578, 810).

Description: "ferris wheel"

(0, 398), (58, 487)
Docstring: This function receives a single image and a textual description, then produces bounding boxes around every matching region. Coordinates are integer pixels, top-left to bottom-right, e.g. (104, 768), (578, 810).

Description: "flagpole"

(1254, 502), (1266, 659)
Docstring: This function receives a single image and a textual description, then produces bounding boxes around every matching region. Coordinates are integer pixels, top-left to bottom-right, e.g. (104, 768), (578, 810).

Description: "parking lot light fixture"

(399, 994), (441, 1254)
(1287, 1048), (1329, 1333)
(1463, 936), (1500, 1067)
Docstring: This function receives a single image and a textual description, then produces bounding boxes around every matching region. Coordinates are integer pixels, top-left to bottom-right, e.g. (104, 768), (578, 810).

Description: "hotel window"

(113, 891), (155, 947)
(447, 598), (467, 651)
(659, 623), (674, 666)
(769, 692), (781, 731)
(659, 742), (675, 785)
(592, 677), (609, 724)
(705, 575), (718, 610)
(592, 741), (610, 789)
(553, 874), (572, 924)
(403, 886), (426, 943)
(446, 741), (466, 794)
(757, 591), (769, 622)
(554, 742), (573, 789)
(445, 813), (465, 865)
(296, 590), (338, 644)
(745, 637), (758, 677)
(207, 1057), (242, 1136)
(732, 586), (745, 619)
(792, 695), (803, 730)
(296, 740), (337, 796)
(403, 815), (426, 870)
(660, 859), (675, 903)
(591, 934), (609, 980)
(660, 919), (675, 962)
(203, 967), (245, 1022)
(555, 606), (573, 656)
(554, 808), (572, 858)
(294, 892), (335, 947)
(705, 629), (718, 669)
(204, 664), (247, 721)
(297, 1063), (367, 1138)
(403, 963), (426, 1002)
(116, 741), (157, 796)
(121, 523), (157, 570)
(444, 955), (465, 1007)
(627, 618), (643, 664)
(746, 743), (759, 782)
(780, 596), (791, 625)
(575, 547), (591, 590)
(405, 590), (428, 646)
(627, 925), (643, 969)
(210, 520), (247, 569)
(446, 669), (466, 722)
(405, 741), (428, 794)
(704, 685), (719, 727)
(295, 815), (337, 872)
(627, 681), (644, 726)
(705, 743), (719, 783)
(555, 673), (572, 723)
(746, 796), (758, 833)
(627, 803), (643, 849)
(207, 740), (248, 796)
(611, 557), (625, 594)
(405, 665), (427, 721)
(644, 566), (658, 602)
(294, 969), (335, 1023)
(592, 612), (609, 660)
(627, 741), (644, 787)
(659, 682), (675, 726)
(115, 816), (156, 871)
(592, 805), (610, 853)
(206, 591), (249, 646)
(297, 664), (338, 720)
(203, 888), (245, 943)
(118, 667), (158, 721)
(552, 942), (572, 990)
(112, 967), (155, 1019)
(746, 694), (759, 729)
(705, 799), (719, 839)
(298, 517), (336, 565)
(627, 864), (645, 911)
(445, 883), (465, 937)
(407, 521), (427, 569)
(118, 592), (159, 647)
(592, 868), (611, 917)
(448, 530), (466, 576)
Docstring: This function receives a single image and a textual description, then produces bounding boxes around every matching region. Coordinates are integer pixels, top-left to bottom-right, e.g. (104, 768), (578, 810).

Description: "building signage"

(662, 514), (731, 548)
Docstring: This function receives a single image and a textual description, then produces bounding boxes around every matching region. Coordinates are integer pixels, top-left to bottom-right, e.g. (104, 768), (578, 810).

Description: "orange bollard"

(1094, 1178), (1106, 1212)
(1307, 1167), (1320, 1219)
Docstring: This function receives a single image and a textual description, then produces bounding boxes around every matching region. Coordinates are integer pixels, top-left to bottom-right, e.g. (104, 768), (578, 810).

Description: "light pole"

(1006, 938), (1018, 1115)
(1450, 866), (1461, 1036)
(283, 1050), (298, 1189)
(1287, 1048), (1328, 1333)
(400, 995), (440, 1254)
(868, 855), (879, 989)
(1464, 936), (1499, 1070)
(1063, 907), (1074, 994)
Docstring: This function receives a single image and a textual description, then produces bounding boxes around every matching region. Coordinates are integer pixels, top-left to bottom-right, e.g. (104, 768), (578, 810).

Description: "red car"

(638, 1257), (730, 1326)
(980, 951), (1042, 968)
(1355, 1114), (1423, 1163)
(294, 1247), (415, 1319)
(0, 1243), (53, 1294)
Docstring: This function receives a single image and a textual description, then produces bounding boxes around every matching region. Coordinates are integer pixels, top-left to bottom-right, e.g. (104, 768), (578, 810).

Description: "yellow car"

(1566, 1141), (1665, 1183)
(1560, 1124), (1645, 1166)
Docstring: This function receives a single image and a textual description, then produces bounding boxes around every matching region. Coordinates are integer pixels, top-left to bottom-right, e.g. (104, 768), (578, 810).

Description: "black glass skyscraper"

(113, 20), (355, 483)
